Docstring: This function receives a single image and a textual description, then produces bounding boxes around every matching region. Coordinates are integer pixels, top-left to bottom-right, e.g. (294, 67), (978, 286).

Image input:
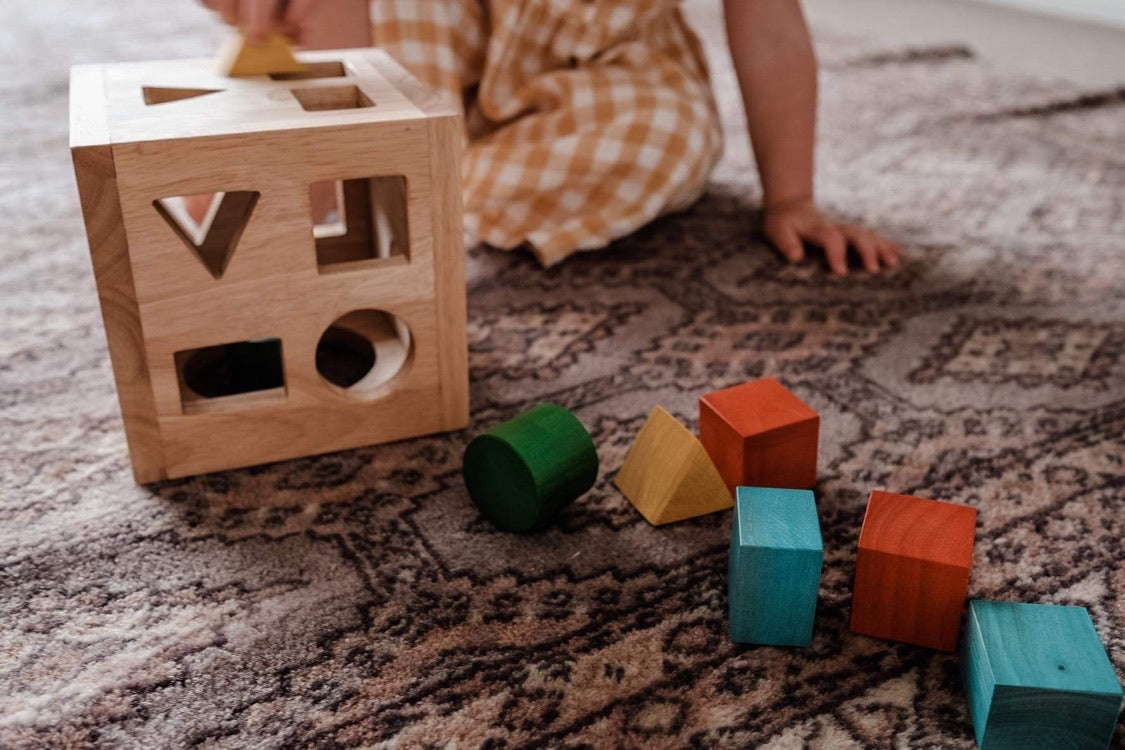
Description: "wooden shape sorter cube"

(614, 406), (732, 525)
(699, 377), (819, 492)
(69, 49), (468, 482)
(961, 600), (1123, 750)
(850, 490), (977, 651)
(729, 487), (823, 646)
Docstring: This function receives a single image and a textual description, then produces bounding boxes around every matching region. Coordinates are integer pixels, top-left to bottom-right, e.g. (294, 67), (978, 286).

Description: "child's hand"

(201, 0), (295, 43)
(763, 198), (901, 276)
(200, 0), (369, 49)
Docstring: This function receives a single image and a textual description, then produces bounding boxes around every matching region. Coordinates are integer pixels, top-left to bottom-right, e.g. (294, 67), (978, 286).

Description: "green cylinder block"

(462, 403), (599, 532)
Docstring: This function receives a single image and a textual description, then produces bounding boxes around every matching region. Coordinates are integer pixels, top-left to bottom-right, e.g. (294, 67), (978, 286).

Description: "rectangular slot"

(175, 338), (286, 415)
(291, 85), (373, 112)
(311, 175), (409, 271)
(269, 61), (349, 80)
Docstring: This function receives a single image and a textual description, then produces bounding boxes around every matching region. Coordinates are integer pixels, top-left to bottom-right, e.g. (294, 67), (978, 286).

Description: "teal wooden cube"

(962, 600), (1123, 750)
(728, 486), (823, 646)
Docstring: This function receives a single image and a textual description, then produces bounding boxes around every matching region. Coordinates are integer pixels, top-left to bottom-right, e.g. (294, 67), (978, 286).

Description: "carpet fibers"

(1, 2), (1124, 748)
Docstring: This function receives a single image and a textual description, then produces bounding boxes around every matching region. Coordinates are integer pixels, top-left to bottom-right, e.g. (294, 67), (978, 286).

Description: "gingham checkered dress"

(371, 0), (723, 266)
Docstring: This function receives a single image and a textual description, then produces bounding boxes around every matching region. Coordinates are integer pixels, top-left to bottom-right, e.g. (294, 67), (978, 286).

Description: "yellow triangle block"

(615, 406), (733, 525)
(218, 32), (308, 78)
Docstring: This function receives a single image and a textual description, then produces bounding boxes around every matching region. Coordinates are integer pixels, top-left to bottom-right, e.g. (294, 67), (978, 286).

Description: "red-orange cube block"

(698, 377), (819, 492)
(850, 490), (977, 652)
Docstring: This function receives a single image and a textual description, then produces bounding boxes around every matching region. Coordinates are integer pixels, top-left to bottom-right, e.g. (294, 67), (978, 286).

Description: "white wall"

(967, 0), (1125, 28)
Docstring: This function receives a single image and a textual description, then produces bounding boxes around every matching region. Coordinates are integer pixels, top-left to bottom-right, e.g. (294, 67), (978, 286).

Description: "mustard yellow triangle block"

(615, 406), (733, 526)
(218, 32), (308, 78)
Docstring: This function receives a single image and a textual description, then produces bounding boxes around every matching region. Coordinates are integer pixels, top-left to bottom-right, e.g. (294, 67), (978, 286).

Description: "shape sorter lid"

(967, 600), (1123, 696)
(858, 490), (977, 568)
(700, 377), (818, 441)
(734, 487), (821, 551)
(69, 47), (455, 148)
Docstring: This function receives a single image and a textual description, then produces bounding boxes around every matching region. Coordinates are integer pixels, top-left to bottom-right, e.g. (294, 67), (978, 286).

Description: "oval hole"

(316, 326), (375, 388)
(316, 310), (411, 395)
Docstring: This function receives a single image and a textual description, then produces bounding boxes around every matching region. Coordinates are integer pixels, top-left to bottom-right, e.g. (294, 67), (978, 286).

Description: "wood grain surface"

(699, 377), (819, 491)
(69, 48), (468, 480)
(614, 406), (732, 525)
(850, 490), (977, 651)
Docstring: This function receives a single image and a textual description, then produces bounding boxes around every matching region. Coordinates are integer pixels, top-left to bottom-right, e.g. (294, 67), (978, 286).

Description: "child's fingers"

(841, 225), (881, 273)
(768, 223), (805, 263)
(240, 0), (278, 42)
(208, 0), (238, 26)
(807, 225), (848, 276)
(879, 239), (902, 268)
(285, 0), (318, 24)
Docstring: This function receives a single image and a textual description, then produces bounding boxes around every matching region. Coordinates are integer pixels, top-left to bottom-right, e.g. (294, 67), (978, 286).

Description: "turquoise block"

(962, 600), (1124, 750)
(728, 486), (823, 646)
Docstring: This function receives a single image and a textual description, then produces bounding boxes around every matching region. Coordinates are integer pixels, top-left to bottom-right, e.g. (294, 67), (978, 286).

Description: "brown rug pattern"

(1, 2), (1124, 747)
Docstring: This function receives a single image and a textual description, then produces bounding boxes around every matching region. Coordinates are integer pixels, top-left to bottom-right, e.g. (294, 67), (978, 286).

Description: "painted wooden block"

(69, 48), (468, 482)
(463, 404), (598, 532)
(699, 377), (819, 492)
(218, 32), (308, 78)
(850, 490), (977, 651)
(962, 600), (1123, 750)
(729, 486), (823, 646)
(614, 406), (732, 525)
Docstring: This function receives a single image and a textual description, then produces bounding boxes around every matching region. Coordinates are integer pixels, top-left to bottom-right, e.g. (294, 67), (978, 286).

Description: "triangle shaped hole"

(153, 191), (260, 279)
(142, 86), (223, 105)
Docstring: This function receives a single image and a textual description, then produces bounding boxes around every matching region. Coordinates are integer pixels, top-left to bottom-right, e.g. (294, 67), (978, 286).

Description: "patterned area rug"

(2, 2), (1124, 747)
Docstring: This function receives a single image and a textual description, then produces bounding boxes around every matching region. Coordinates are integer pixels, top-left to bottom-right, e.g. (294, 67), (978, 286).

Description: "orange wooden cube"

(698, 377), (819, 492)
(850, 490), (977, 652)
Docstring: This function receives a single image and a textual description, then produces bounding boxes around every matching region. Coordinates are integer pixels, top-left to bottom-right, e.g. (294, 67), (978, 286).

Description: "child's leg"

(370, 1), (722, 266)
(466, 4), (722, 266)
(466, 67), (721, 265)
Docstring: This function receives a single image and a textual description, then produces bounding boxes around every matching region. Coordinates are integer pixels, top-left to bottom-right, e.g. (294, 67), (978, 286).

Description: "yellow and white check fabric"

(371, 0), (723, 266)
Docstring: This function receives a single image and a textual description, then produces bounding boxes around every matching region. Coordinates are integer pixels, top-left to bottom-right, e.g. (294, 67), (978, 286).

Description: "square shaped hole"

(175, 338), (286, 414)
(291, 85), (373, 111)
(310, 176), (409, 270)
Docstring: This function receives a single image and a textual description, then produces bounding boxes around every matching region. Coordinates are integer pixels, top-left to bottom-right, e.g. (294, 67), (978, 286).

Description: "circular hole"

(316, 309), (412, 394)
(316, 327), (375, 388)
